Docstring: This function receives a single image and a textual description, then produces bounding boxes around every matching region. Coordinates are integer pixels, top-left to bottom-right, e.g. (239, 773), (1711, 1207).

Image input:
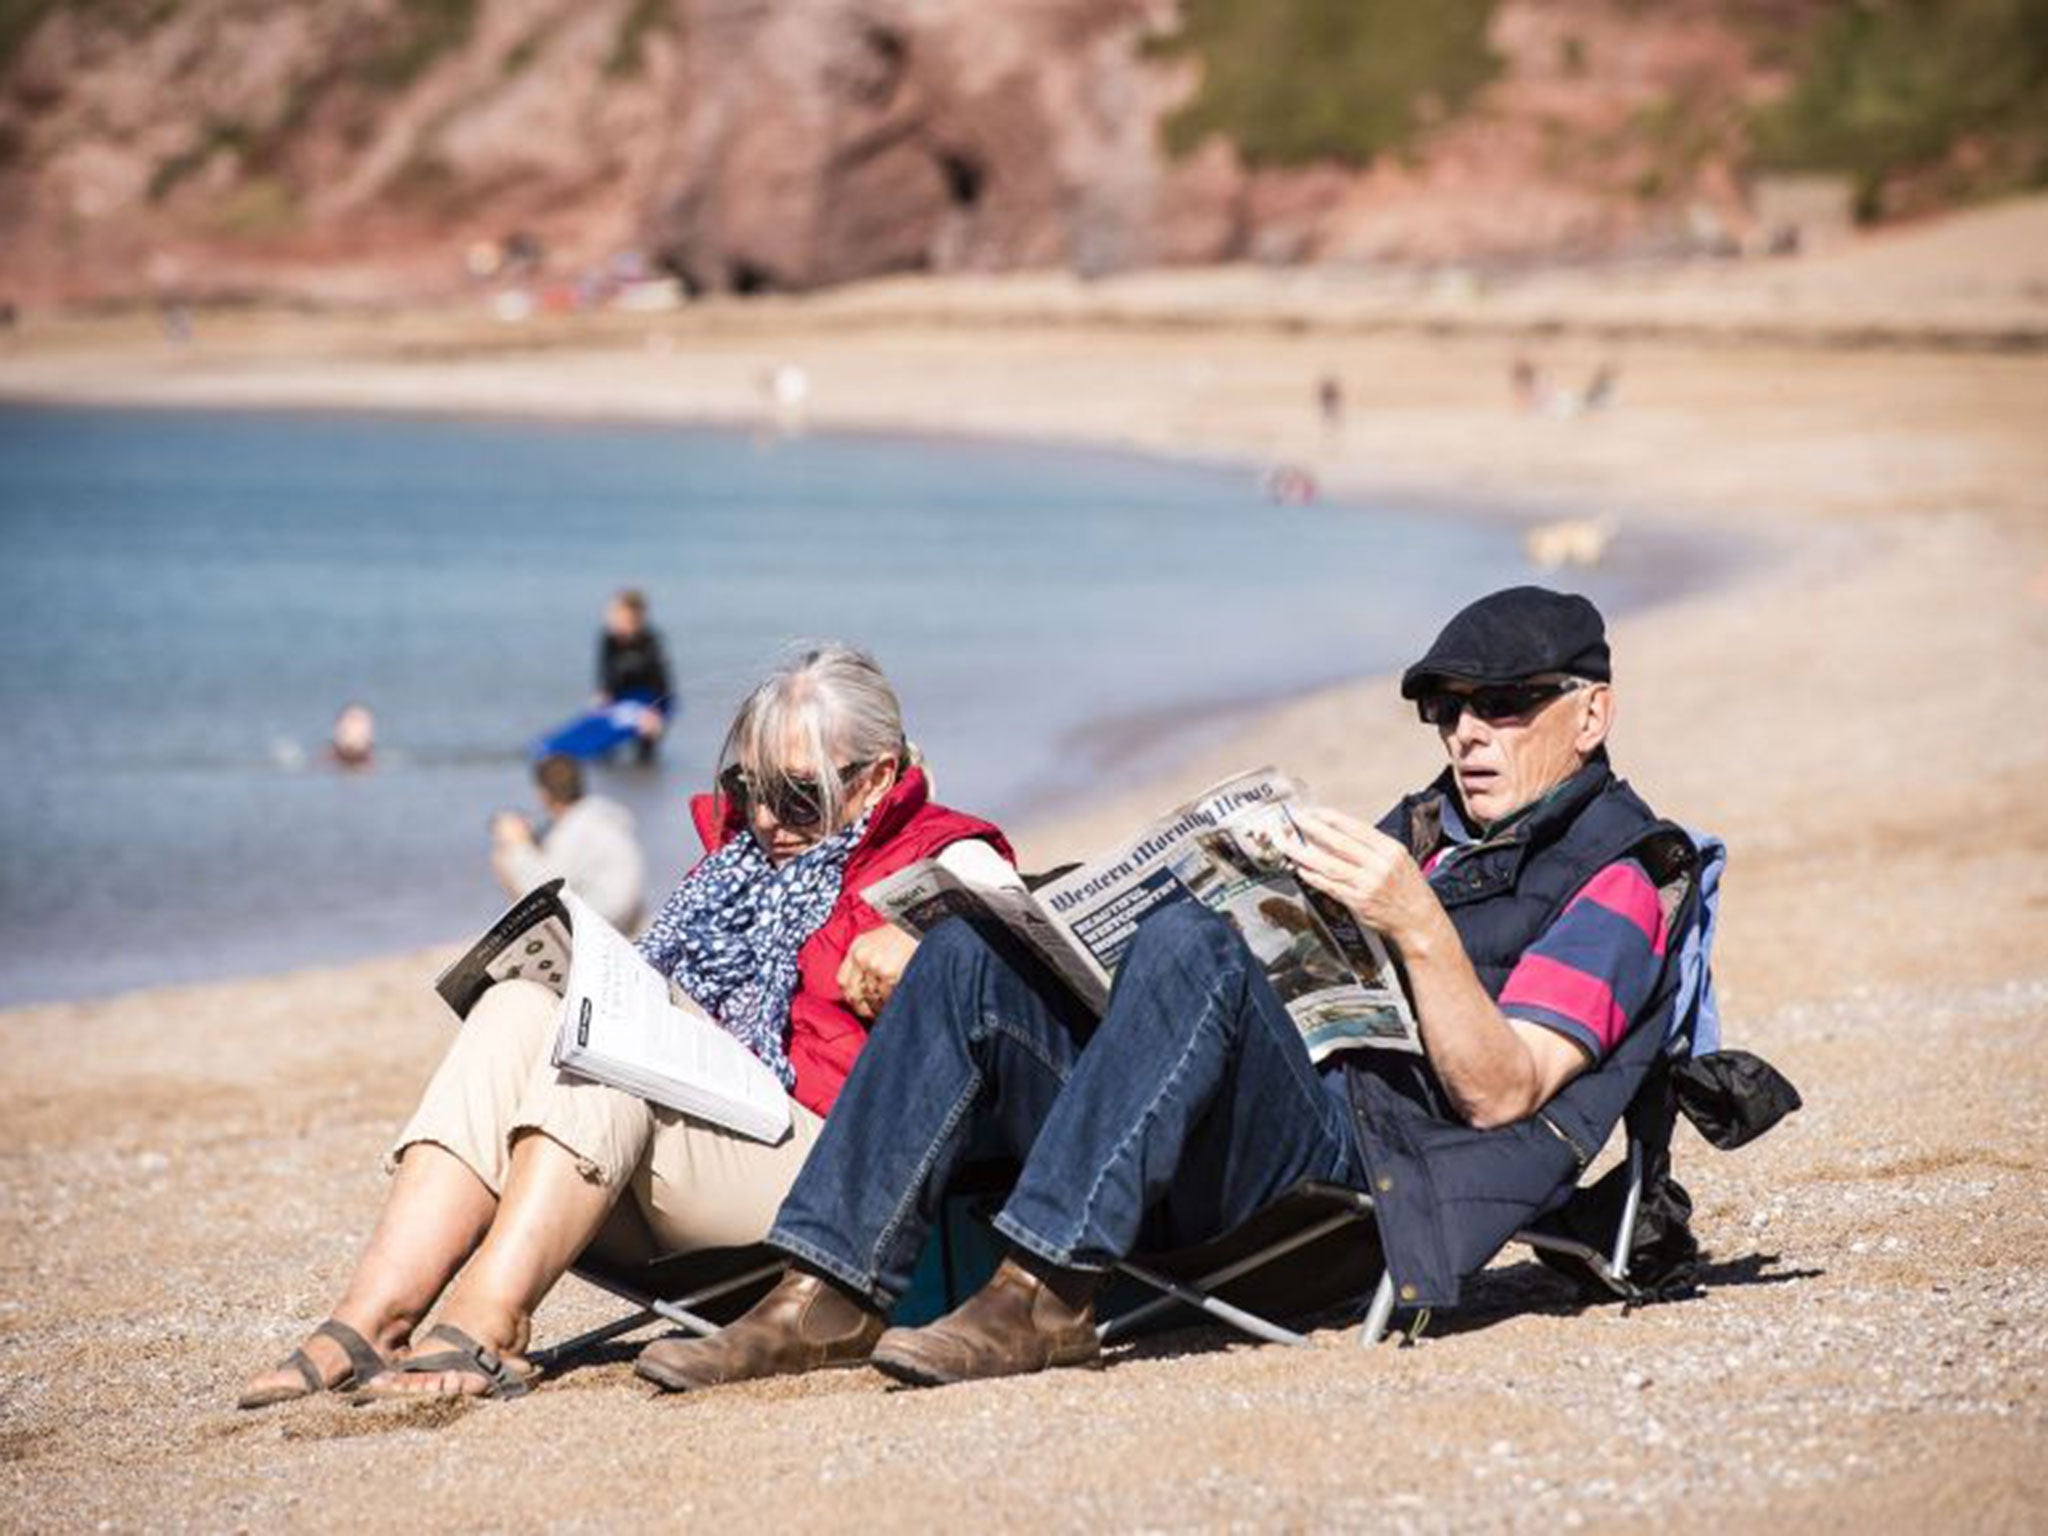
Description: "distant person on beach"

(327, 702), (376, 770)
(1510, 355), (1543, 413)
(1582, 363), (1619, 412)
(159, 299), (192, 347)
(238, 645), (1010, 1406)
(1316, 373), (1344, 443)
(533, 589), (673, 764)
(490, 754), (647, 934)
(637, 588), (1708, 1392)
(762, 362), (810, 436)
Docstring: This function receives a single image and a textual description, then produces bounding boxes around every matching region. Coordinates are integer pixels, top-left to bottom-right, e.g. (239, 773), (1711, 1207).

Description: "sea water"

(0, 405), (1705, 1005)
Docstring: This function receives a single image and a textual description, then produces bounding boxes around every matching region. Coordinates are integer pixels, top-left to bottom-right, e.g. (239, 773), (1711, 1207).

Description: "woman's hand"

(1286, 805), (1442, 951)
(837, 924), (919, 1020)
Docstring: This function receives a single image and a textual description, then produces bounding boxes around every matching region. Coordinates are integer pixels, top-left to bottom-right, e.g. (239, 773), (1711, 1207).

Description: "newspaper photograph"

(1168, 802), (1420, 1058)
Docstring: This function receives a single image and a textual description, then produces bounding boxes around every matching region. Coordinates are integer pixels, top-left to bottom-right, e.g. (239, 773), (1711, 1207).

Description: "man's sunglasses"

(719, 759), (873, 832)
(1415, 678), (1586, 729)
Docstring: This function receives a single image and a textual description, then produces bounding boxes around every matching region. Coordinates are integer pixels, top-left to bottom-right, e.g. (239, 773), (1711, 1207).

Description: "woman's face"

(744, 726), (899, 866)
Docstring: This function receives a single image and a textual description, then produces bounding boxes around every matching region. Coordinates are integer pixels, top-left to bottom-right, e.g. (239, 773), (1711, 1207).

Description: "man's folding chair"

(1095, 1126), (1648, 1350)
(1099, 825), (1726, 1351)
(1099, 1183), (1385, 1348)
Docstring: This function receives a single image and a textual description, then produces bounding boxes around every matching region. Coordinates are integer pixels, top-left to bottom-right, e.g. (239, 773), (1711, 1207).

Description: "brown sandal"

(237, 1318), (388, 1409)
(353, 1324), (534, 1402)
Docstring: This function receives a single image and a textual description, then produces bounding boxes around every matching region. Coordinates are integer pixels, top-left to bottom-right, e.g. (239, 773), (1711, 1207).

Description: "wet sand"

(2, 230), (2046, 1530)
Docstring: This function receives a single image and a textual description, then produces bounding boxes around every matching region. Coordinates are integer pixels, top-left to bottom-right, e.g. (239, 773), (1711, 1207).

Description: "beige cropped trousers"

(388, 979), (823, 1260)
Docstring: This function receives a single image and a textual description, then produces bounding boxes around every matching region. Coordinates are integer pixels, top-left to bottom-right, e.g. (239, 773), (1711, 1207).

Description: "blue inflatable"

(533, 692), (668, 761)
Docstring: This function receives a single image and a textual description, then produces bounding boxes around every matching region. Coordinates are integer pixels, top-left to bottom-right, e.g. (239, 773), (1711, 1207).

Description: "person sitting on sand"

(239, 645), (1009, 1405)
(636, 587), (1697, 1390)
(490, 753), (647, 934)
(533, 589), (674, 765)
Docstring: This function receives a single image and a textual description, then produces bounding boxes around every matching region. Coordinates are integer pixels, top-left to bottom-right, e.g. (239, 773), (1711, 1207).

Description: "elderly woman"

(239, 645), (1008, 1404)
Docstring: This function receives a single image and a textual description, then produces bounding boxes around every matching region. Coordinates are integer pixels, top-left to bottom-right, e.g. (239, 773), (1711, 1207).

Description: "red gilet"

(686, 766), (1010, 1117)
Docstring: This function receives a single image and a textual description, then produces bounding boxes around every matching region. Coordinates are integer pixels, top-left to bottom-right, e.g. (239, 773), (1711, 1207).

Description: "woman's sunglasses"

(1415, 678), (1586, 729)
(719, 759), (873, 832)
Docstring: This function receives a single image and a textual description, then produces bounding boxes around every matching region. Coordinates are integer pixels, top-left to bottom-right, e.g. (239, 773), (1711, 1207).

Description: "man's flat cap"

(1400, 586), (1611, 698)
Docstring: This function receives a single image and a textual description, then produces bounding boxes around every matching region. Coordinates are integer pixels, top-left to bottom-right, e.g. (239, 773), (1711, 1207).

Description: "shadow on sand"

(1111, 1248), (1826, 1364)
(529, 1248), (1828, 1389)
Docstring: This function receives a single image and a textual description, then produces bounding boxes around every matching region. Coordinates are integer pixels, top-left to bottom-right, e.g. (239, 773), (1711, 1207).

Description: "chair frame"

(535, 1130), (1647, 1368)
(1097, 1134), (1645, 1349)
(526, 1253), (783, 1372)
(530, 1132), (1647, 1366)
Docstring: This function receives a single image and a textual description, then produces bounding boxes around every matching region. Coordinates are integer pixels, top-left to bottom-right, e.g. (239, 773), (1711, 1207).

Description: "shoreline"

(2, 288), (2045, 1530)
(0, 392), (1763, 1010)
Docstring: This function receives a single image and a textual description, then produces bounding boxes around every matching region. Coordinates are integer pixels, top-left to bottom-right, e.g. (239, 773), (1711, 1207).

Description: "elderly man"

(638, 586), (1691, 1390)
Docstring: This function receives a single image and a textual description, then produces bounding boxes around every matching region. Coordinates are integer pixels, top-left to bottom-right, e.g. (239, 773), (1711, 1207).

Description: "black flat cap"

(1400, 586), (1611, 698)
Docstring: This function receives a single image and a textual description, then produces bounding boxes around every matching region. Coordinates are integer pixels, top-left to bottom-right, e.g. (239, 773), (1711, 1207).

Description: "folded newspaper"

(433, 879), (793, 1144)
(862, 767), (1420, 1060)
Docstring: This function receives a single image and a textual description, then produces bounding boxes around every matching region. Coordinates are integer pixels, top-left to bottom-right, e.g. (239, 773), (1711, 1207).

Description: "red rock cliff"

(0, 0), (1816, 304)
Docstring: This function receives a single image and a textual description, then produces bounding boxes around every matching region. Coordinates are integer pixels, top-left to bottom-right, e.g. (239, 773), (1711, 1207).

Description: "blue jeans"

(769, 902), (1369, 1306)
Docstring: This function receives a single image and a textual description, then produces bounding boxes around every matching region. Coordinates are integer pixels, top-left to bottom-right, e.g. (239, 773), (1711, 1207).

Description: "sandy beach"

(3, 205), (2046, 1530)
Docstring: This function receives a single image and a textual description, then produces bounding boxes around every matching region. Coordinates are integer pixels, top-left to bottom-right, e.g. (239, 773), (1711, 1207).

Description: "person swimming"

(328, 702), (376, 770)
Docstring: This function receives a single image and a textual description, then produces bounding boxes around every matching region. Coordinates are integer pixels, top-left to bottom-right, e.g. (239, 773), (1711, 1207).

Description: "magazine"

(862, 767), (1420, 1059)
(433, 879), (793, 1143)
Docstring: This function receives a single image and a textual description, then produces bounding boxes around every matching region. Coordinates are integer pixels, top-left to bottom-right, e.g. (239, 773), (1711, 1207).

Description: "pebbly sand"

(3, 207), (2047, 1530)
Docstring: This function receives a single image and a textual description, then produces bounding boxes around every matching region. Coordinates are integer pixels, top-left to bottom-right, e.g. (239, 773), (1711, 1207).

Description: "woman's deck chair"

(529, 1243), (784, 1370)
(1095, 828), (1800, 1350)
(529, 1157), (1019, 1372)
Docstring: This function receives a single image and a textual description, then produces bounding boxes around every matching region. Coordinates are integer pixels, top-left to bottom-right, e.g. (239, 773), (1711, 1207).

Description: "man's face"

(1428, 676), (1613, 827)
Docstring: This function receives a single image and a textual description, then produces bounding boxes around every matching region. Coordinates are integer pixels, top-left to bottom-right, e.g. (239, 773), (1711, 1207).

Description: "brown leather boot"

(867, 1253), (1102, 1388)
(634, 1269), (885, 1393)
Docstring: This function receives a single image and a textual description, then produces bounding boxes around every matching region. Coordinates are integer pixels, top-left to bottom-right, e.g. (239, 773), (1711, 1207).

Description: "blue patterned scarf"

(635, 813), (869, 1090)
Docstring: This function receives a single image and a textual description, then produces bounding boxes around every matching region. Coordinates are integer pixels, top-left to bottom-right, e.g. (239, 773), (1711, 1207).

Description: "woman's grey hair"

(719, 643), (911, 830)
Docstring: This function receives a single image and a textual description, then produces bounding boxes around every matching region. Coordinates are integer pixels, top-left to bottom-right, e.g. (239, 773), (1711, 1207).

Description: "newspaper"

(433, 879), (793, 1143)
(863, 767), (1419, 1059)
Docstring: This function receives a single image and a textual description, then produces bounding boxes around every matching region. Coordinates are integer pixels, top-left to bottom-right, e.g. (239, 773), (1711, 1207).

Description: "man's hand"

(1286, 805), (1443, 950)
(491, 811), (536, 851)
(837, 924), (919, 1021)
(1290, 803), (1591, 1128)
